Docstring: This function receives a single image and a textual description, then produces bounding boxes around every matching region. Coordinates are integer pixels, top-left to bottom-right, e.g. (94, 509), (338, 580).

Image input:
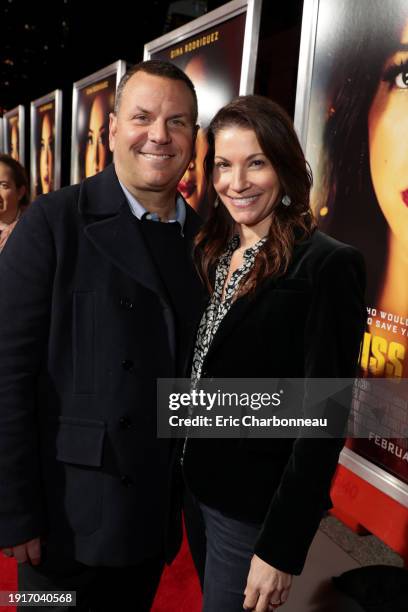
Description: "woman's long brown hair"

(194, 96), (316, 296)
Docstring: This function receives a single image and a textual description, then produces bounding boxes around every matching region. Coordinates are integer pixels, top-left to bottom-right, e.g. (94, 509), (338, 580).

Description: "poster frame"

(0, 118), (4, 153)
(70, 60), (126, 184)
(143, 0), (263, 95)
(30, 89), (63, 197)
(3, 105), (25, 164)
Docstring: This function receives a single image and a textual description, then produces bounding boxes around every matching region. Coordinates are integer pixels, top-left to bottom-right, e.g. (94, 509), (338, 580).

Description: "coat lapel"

(201, 235), (314, 367)
(84, 205), (171, 306)
(80, 165), (177, 359)
(80, 164), (171, 306)
(203, 280), (275, 366)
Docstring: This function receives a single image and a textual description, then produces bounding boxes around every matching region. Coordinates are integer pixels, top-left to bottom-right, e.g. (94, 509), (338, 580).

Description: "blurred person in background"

(0, 154), (29, 253)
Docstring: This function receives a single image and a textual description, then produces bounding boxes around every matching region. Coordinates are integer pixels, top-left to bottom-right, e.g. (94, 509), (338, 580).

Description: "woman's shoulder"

(309, 228), (359, 253)
(290, 229), (365, 282)
(299, 228), (363, 261)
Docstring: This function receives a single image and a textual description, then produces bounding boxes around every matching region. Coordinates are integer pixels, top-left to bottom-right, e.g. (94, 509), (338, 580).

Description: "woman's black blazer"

(183, 229), (366, 575)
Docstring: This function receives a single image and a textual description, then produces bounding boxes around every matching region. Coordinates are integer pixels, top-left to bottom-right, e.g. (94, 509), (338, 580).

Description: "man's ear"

(193, 124), (200, 144)
(109, 112), (117, 153)
(17, 185), (26, 204)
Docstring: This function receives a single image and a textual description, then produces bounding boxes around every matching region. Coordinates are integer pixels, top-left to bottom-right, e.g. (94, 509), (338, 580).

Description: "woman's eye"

(250, 159), (264, 167)
(395, 70), (408, 89)
(215, 161), (229, 169)
(383, 61), (408, 90)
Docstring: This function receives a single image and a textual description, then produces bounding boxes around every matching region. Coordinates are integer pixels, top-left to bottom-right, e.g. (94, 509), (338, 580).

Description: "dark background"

(1, 0), (303, 186)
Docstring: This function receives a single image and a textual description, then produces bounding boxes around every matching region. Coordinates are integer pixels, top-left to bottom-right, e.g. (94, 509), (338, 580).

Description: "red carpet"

(0, 533), (201, 612)
(0, 553), (17, 612)
(152, 533), (202, 612)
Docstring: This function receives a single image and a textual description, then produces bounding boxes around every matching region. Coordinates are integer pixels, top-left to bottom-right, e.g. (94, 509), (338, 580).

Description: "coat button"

(119, 297), (134, 310)
(121, 359), (134, 372)
(120, 475), (133, 487)
(119, 416), (132, 429)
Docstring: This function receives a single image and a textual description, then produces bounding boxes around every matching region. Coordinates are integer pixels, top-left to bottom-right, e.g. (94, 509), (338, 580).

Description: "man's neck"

(120, 181), (177, 221)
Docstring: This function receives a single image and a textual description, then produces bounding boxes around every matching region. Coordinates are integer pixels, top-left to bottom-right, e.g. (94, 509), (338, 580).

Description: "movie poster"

(296, 0), (408, 489)
(145, 0), (262, 214)
(70, 61), (126, 184)
(4, 105), (25, 164)
(30, 90), (62, 197)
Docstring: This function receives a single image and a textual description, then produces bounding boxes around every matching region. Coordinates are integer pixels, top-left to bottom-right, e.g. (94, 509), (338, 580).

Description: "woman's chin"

(229, 210), (259, 226)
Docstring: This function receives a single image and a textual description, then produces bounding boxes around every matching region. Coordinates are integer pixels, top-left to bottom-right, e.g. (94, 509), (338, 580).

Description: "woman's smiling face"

(213, 126), (281, 230)
(368, 19), (408, 248)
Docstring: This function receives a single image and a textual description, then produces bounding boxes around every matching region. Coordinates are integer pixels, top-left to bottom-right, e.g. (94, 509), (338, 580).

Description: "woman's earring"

(281, 194), (291, 207)
(214, 196), (220, 209)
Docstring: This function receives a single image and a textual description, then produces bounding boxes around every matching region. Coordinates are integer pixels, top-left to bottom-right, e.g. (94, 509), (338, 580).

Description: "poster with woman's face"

(146, 4), (254, 213)
(4, 106), (24, 164)
(297, 0), (408, 486)
(30, 90), (62, 197)
(71, 61), (125, 184)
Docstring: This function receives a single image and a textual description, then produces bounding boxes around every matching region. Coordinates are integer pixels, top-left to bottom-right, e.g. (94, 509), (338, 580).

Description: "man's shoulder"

(33, 183), (81, 216)
(33, 165), (119, 219)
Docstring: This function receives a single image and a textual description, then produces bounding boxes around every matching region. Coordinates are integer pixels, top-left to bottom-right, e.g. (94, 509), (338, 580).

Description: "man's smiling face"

(109, 70), (196, 199)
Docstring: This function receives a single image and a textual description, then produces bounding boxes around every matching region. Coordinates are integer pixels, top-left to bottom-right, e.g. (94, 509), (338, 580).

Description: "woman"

(178, 127), (208, 211)
(182, 96), (365, 611)
(313, 0), (408, 478)
(84, 90), (111, 178)
(0, 154), (29, 253)
(37, 110), (54, 195)
(39, 111), (54, 194)
(9, 118), (19, 162)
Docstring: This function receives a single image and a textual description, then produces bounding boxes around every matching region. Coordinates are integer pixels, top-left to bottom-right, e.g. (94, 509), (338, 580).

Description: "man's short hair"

(114, 60), (198, 123)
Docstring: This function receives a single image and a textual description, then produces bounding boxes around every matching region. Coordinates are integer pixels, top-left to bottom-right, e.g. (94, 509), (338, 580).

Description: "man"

(0, 60), (204, 610)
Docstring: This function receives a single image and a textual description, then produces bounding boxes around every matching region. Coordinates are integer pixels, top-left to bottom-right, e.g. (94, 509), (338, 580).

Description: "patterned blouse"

(191, 234), (267, 383)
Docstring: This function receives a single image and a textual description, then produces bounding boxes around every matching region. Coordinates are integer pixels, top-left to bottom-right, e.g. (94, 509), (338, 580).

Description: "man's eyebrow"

(134, 106), (151, 114)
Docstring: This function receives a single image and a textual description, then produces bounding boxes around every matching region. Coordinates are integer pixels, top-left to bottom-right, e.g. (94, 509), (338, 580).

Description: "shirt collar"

(118, 180), (186, 230)
(221, 233), (267, 263)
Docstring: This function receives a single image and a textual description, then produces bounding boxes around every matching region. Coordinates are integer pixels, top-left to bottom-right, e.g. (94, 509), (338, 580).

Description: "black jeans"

(199, 502), (262, 612)
(18, 548), (164, 611)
